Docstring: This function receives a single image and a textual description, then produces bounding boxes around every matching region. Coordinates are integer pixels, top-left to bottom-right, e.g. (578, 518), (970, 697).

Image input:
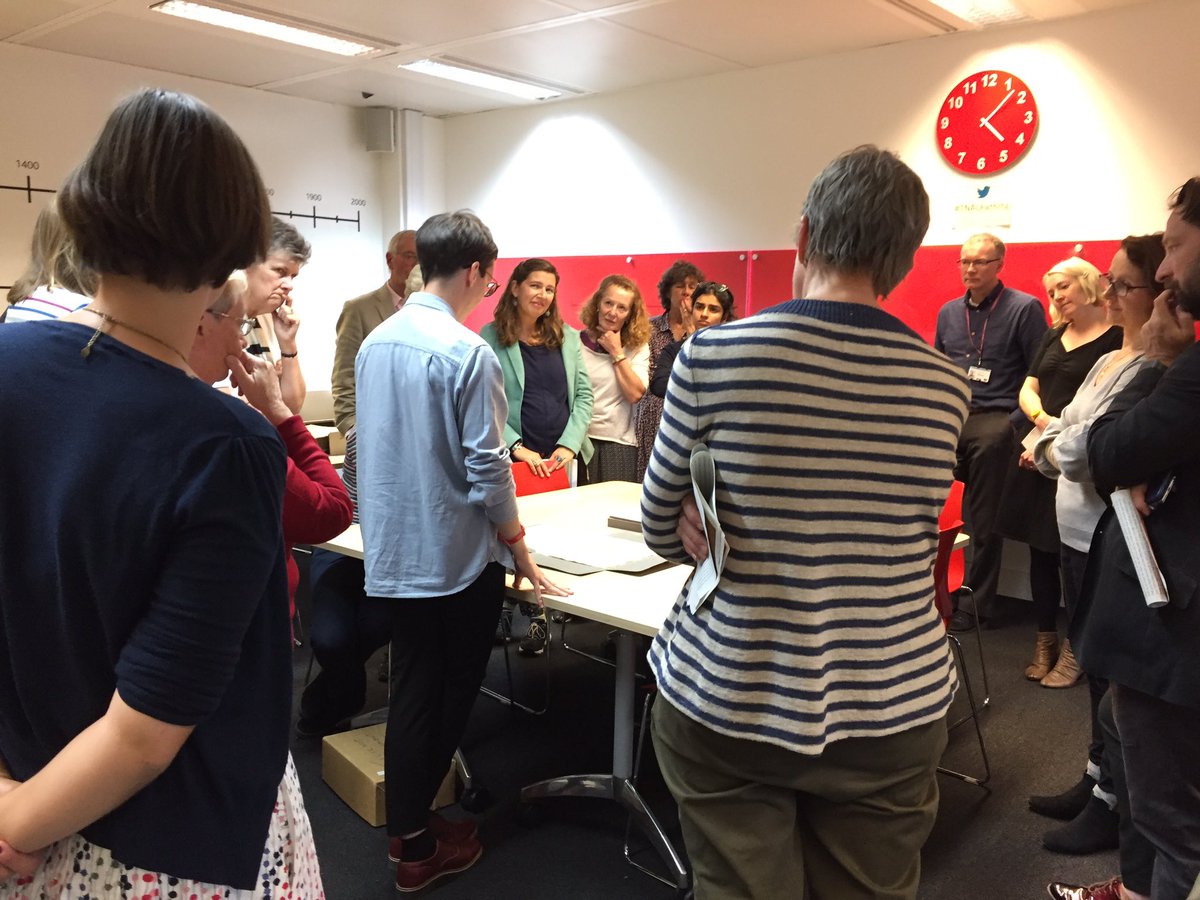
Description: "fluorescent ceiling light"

(924, 0), (1029, 25)
(150, 1), (383, 56)
(400, 59), (562, 101)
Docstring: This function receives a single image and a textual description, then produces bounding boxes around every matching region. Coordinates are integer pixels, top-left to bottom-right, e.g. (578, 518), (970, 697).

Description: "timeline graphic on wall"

(1, 177), (360, 291)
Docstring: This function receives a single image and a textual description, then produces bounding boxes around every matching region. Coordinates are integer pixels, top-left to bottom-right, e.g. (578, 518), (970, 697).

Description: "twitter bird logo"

(977, 186), (991, 198)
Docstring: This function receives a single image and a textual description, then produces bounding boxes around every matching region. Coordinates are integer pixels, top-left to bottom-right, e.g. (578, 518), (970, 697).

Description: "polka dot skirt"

(2, 755), (323, 899)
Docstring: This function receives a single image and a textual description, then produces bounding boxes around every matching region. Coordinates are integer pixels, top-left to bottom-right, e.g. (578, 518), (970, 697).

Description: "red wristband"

(499, 525), (526, 547)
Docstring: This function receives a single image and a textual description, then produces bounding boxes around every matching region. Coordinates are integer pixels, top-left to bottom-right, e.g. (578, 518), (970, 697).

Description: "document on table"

(687, 443), (728, 613)
(1111, 488), (1169, 609)
(525, 522), (666, 575)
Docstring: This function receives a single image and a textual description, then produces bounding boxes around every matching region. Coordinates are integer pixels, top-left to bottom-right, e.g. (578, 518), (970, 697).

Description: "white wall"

(440, 0), (1200, 258)
(0, 43), (395, 392)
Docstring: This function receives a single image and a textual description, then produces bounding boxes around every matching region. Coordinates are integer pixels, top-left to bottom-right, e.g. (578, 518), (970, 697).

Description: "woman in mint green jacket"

(481, 258), (594, 655)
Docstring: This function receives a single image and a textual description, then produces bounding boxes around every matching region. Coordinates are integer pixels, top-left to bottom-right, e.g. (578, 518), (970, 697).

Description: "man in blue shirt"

(355, 210), (567, 892)
(935, 233), (1047, 627)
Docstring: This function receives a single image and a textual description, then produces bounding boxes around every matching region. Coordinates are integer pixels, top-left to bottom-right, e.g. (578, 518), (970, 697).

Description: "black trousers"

(299, 549), (392, 728)
(955, 410), (1015, 617)
(1098, 689), (1154, 895)
(1113, 684), (1200, 900)
(1061, 544), (1110, 787)
(382, 562), (505, 835)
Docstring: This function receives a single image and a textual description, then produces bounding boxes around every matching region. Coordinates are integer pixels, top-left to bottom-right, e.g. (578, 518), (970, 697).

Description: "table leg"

(520, 629), (688, 890)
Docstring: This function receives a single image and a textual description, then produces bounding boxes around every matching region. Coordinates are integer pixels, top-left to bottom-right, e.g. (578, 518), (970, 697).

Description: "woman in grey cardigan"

(1031, 234), (1163, 892)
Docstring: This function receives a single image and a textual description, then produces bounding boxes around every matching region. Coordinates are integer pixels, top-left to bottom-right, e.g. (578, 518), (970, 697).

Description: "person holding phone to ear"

(245, 217), (311, 415)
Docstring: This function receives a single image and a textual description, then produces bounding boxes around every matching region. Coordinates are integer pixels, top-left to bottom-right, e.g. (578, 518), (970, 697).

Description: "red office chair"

(480, 461), (572, 715)
(939, 480), (990, 707)
(934, 484), (991, 787)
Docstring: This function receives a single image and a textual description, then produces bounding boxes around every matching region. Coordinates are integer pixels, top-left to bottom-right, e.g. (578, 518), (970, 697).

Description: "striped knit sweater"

(642, 299), (970, 755)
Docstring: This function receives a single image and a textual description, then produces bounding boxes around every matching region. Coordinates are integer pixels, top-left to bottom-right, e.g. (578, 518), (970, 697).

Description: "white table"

(317, 481), (691, 891)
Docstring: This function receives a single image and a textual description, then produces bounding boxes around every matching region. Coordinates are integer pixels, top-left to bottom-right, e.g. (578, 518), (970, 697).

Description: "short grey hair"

(966, 232), (1006, 259)
(388, 229), (416, 255)
(270, 216), (311, 264)
(800, 145), (930, 297)
(211, 269), (248, 315)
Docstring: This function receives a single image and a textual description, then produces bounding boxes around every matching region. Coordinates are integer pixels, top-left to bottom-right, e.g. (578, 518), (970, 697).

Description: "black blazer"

(1071, 344), (1200, 710)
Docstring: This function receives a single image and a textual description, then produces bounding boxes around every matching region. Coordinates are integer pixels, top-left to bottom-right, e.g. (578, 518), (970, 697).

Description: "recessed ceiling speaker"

(363, 106), (395, 153)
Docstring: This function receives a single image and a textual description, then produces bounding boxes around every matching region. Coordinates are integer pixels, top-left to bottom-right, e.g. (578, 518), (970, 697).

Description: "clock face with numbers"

(937, 70), (1038, 176)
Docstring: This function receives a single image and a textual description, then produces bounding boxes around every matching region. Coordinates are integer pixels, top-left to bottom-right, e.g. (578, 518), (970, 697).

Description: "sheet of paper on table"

(525, 521), (667, 575)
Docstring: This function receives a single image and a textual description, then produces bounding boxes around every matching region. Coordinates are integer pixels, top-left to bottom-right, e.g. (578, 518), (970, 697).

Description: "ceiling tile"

(454, 18), (736, 94)
(239, 0), (577, 47)
(26, 10), (342, 87)
(0, 0), (94, 40)
(611, 0), (938, 68)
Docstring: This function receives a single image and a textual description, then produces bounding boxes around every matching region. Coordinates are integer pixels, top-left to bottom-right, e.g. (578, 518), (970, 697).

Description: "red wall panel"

(465, 240), (1126, 342)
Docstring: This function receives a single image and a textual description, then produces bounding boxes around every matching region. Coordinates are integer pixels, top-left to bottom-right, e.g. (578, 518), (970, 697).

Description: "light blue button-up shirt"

(356, 291), (517, 598)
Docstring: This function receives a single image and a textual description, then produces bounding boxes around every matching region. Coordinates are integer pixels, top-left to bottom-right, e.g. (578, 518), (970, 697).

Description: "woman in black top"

(994, 257), (1121, 686)
(649, 282), (738, 399)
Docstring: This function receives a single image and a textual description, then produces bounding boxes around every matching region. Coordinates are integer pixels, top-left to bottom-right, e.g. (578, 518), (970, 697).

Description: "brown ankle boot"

(1041, 638), (1083, 688)
(1024, 632), (1060, 681)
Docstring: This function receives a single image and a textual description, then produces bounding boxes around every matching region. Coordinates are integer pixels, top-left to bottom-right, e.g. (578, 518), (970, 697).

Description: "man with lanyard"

(935, 233), (1047, 629)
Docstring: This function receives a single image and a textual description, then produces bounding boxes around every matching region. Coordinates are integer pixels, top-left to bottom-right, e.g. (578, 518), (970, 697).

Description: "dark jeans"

(1061, 544), (1110, 789)
(955, 410), (1014, 618)
(1098, 690), (1154, 896)
(1113, 684), (1200, 900)
(383, 563), (505, 835)
(298, 549), (392, 729)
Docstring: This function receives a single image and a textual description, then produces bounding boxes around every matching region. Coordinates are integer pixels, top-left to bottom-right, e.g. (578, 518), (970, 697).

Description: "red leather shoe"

(388, 814), (478, 862)
(394, 836), (482, 893)
(1046, 876), (1123, 900)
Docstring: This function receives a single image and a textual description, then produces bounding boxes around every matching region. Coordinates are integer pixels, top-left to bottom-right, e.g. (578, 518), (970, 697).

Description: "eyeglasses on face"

(207, 309), (257, 335)
(958, 258), (1001, 269)
(1102, 273), (1149, 298)
(483, 280), (500, 298)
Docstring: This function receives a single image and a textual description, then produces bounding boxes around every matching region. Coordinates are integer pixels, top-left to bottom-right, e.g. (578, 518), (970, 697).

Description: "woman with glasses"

(649, 281), (738, 399)
(0, 89), (324, 894)
(580, 274), (651, 483)
(481, 258), (594, 656)
(635, 259), (704, 479)
(993, 257), (1122, 692)
(191, 273), (353, 632)
(1028, 237), (1163, 885)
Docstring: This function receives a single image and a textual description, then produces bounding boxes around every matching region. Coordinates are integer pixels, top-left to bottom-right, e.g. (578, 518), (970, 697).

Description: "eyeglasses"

(1102, 273), (1149, 298)
(207, 309), (257, 335)
(483, 280), (500, 298)
(958, 258), (1001, 269)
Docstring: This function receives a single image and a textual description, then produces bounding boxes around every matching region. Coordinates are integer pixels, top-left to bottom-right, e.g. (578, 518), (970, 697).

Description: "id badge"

(967, 365), (992, 383)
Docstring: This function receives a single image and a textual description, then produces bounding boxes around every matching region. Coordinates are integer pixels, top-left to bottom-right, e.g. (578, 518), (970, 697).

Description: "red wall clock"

(937, 70), (1038, 175)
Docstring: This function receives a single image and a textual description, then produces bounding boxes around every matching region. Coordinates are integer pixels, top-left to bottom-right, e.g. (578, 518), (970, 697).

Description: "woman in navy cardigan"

(0, 90), (323, 894)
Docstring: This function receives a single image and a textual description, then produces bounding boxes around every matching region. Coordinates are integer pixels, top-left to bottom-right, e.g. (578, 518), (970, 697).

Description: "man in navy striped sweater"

(642, 145), (970, 900)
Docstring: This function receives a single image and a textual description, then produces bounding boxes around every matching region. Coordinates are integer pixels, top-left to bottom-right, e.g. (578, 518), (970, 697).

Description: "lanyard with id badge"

(964, 296), (998, 384)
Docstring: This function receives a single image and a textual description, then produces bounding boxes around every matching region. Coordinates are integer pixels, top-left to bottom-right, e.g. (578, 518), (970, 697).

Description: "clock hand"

(980, 118), (1005, 141)
(980, 89), (1015, 127)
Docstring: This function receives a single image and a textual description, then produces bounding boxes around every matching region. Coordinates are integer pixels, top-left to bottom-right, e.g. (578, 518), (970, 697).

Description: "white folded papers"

(1111, 488), (1169, 609)
(687, 443), (729, 613)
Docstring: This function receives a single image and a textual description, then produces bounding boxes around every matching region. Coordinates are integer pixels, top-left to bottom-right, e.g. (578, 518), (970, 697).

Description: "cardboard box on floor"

(322, 724), (457, 827)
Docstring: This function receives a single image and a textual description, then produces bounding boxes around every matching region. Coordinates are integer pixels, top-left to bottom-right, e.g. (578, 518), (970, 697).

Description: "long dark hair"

(492, 258), (564, 348)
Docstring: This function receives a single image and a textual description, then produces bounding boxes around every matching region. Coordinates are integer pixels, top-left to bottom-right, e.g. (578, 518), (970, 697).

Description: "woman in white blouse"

(578, 274), (651, 482)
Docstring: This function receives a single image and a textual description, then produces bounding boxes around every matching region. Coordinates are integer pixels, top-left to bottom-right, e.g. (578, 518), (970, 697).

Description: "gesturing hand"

(228, 352), (291, 424)
(677, 495), (708, 563)
(1142, 290), (1195, 366)
(272, 302), (301, 346)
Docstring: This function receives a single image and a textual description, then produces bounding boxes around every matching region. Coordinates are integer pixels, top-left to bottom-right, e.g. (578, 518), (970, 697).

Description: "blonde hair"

(579, 274), (650, 351)
(1043, 257), (1103, 326)
(7, 200), (97, 304)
